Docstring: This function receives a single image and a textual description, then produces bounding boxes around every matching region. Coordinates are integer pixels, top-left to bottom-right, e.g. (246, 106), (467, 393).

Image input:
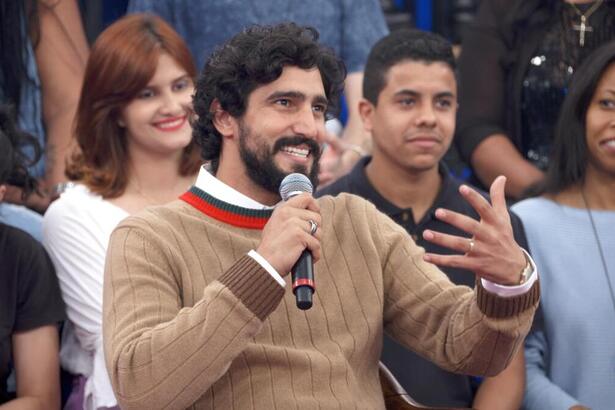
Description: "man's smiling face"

(235, 66), (328, 193)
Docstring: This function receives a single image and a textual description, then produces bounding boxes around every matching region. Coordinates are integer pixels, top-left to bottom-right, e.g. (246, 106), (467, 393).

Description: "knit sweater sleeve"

(102, 218), (284, 410)
(367, 200), (539, 377)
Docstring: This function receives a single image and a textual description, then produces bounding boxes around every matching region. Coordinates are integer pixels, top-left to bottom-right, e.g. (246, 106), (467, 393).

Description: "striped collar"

(180, 176), (273, 229)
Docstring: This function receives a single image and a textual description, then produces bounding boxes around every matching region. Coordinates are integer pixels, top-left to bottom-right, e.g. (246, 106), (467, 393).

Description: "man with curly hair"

(103, 23), (539, 410)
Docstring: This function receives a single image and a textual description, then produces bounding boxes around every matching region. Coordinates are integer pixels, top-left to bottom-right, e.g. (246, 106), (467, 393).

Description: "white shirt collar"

(194, 165), (275, 210)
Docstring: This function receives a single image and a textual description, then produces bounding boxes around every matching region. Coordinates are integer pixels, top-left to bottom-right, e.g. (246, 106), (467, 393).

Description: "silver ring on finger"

(308, 219), (318, 236)
(466, 238), (475, 255)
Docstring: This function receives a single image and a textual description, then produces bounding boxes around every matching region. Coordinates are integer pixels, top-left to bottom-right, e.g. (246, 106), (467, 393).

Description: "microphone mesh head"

(279, 173), (313, 201)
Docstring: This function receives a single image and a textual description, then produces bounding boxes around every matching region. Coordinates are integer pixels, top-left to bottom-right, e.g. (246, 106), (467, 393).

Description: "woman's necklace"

(568, 0), (604, 46)
(580, 188), (615, 313)
(132, 177), (169, 206)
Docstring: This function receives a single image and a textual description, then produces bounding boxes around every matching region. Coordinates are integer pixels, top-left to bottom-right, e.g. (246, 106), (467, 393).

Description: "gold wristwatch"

(518, 250), (533, 285)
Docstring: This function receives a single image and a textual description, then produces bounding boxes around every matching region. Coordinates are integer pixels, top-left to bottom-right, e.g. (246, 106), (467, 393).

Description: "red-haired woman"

(42, 14), (201, 409)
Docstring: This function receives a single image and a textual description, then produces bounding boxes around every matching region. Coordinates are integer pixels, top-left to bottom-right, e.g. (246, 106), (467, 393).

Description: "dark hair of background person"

(0, 1), (40, 110)
(192, 22), (347, 174)
(529, 40), (615, 197)
(362, 28), (456, 106)
(66, 13), (201, 198)
(0, 104), (40, 196)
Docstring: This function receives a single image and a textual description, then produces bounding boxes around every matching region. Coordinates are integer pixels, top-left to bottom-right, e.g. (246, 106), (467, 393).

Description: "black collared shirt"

(317, 156), (528, 407)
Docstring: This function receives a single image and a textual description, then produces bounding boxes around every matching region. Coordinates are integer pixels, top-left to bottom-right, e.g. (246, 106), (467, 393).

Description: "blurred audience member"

(0, 0), (88, 224)
(127, 0), (389, 184)
(512, 41), (615, 410)
(42, 14), (200, 410)
(456, 0), (615, 198)
(318, 28), (529, 409)
(0, 104), (65, 409)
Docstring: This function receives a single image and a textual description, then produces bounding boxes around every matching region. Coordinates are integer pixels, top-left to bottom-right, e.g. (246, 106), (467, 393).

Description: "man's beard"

(238, 122), (321, 195)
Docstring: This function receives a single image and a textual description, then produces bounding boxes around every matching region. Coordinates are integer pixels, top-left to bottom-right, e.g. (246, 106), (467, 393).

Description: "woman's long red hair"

(67, 13), (201, 198)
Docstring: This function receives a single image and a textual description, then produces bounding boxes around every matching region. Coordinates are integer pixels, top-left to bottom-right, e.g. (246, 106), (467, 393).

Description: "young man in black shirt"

(318, 29), (528, 409)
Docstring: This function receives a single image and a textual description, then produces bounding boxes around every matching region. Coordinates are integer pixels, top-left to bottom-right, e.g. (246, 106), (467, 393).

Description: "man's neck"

(365, 155), (442, 223)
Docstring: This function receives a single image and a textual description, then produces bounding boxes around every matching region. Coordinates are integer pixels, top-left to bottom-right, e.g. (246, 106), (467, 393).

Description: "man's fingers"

(305, 231), (322, 262)
(301, 211), (322, 229)
(424, 252), (500, 282)
(423, 230), (472, 254)
(302, 218), (322, 241)
(459, 184), (496, 222)
(489, 175), (508, 214)
(422, 253), (475, 271)
(285, 192), (321, 213)
(432, 209), (480, 237)
(277, 194), (321, 225)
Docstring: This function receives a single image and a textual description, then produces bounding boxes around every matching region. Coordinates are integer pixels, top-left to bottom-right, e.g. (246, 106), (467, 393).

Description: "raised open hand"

(422, 176), (527, 285)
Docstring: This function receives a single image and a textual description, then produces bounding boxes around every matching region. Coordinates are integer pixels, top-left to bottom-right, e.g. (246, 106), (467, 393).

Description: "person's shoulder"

(509, 197), (564, 238)
(315, 173), (354, 198)
(317, 191), (380, 220)
(43, 183), (125, 238)
(44, 183), (100, 219)
(114, 198), (199, 234)
(511, 196), (554, 216)
(0, 222), (39, 251)
(0, 223), (53, 275)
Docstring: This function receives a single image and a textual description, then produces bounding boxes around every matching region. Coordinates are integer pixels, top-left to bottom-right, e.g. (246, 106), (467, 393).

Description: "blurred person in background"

(42, 14), (201, 410)
(0, 103), (65, 410)
(0, 0), (88, 237)
(456, 0), (615, 199)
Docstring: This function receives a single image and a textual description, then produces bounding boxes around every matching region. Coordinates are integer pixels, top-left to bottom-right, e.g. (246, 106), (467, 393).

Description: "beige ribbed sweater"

(103, 193), (539, 410)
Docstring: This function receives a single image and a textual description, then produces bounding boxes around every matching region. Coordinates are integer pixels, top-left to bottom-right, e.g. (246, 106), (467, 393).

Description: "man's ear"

(211, 99), (237, 139)
(358, 99), (375, 133)
(0, 184), (6, 202)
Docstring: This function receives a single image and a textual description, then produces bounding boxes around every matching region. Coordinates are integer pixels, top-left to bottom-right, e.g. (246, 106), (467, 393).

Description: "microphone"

(279, 173), (315, 310)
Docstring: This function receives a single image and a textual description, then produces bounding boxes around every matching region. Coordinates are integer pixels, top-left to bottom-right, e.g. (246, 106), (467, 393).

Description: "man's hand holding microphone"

(256, 174), (321, 310)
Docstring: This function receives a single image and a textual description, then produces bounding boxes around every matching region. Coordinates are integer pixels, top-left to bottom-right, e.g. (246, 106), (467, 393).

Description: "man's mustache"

(273, 136), (321, 158)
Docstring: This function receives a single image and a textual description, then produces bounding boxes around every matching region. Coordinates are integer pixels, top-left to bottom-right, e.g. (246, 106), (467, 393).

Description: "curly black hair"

(0, 104), (41, 196)
(192, 22), (346, 172)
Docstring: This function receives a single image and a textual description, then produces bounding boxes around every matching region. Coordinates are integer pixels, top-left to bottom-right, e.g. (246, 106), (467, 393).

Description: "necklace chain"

(132, 177), (168, 206)
(134, 186), (164, 205)
(569, 0), (604, 19)
(580, 188), (615, 314)
(568, 0), (604, 46)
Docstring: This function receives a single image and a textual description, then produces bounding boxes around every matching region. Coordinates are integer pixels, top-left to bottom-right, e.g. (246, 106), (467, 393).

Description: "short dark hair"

(0, 104), (40, 196)
(363, 29), (456, 105)
(192, 22), (346, 172)
(539, 40), (615, 195)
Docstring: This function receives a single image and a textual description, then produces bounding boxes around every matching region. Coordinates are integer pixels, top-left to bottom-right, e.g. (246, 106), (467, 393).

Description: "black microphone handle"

(291, 249), (314, 310)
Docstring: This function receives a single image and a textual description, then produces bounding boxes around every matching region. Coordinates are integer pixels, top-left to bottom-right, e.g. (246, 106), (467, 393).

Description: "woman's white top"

(43, 184), (128, 410)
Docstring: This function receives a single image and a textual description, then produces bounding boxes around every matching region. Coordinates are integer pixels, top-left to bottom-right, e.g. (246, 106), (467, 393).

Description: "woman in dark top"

(0, 104), (65, 408)
(456, 0), (615, 198)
